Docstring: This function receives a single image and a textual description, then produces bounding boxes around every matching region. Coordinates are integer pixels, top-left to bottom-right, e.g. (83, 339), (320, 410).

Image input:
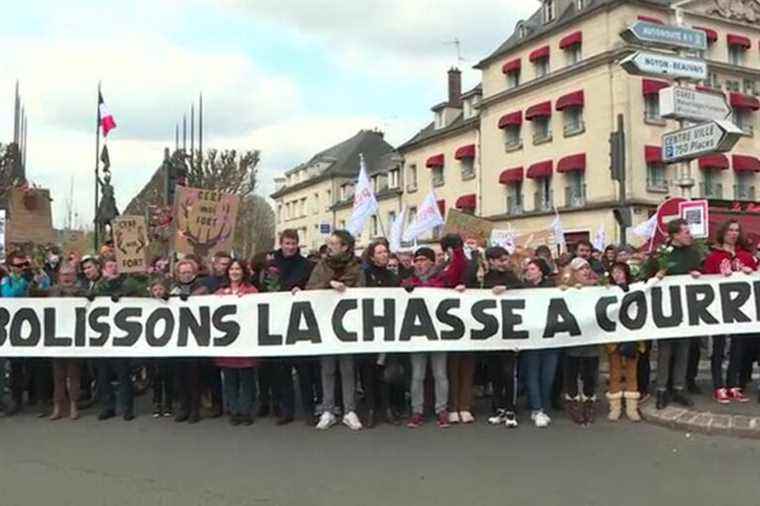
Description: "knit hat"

(569, 257), (589, 271)
(414, 247), (436, 262)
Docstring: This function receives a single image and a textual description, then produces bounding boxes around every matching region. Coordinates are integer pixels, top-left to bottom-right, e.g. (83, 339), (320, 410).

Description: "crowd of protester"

(1, 217), (759, 430)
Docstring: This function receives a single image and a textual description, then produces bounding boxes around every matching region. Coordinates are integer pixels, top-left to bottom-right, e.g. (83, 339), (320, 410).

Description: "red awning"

(695, 85), (724, 96)
(727, 34), (751, 49)
(454, 144), (476, 160)
(501, 58), (521, 74)
(455, 194), (477, 210)
(499, 167), (524, 185)
(525, 101), (552, 120)
(642, 79), (669, 96)
(425, 154), (444, 168)
(699, 154), (729, 171)
(437, 199), (446, 217)
(526, 160), (553, 179)
(559, 31), (582, 49)
(693, 26), (718, 43)
(645, 145), (662, 164)
(556, 90), (584, 111)
(498, 111), (522, 129)
(529, 45), (550, 62)
(557, 154), (586, 173)
(733, 155), (760, 173)
(638, 15), (664, 25)
(730, 92), (760, 111)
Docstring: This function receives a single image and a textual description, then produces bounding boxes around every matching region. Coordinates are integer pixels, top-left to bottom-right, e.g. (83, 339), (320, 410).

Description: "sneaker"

(342, 411), (363, 431)
(531, 410), (549, 428)
(504, 411), (518, 429)
(714, 387), (730, 404)
(448, 411), (460, 424)
(437, 411), (451, 428)
(460, 411), (475, 424)
(488, 409), (506, 425)
(407, 413), (424, 429)
(152, 410), (161, 419)
(163, 409), (173, 417)
(729, 387), (750, 403)
(315, 411), (337, 430)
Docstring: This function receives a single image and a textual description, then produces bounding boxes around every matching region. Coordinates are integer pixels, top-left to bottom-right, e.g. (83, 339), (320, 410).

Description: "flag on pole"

(346, 154), (378, 237)
(630, 213), (657, 239)
(98, 91), (116, 138)
(403, 191), (444, 242)
(593, 223), (606, 251)
(550, 208), (566, 252)
(388, 206), (406, 253)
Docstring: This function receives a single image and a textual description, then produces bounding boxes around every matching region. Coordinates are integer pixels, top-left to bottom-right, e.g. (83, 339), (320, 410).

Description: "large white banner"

(1, 275), (759, 357)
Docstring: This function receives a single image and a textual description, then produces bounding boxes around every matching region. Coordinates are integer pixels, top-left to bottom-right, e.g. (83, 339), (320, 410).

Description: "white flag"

(630, 213), (658, 239)
(346, 154), (378, 237)
(389, 207), (406, 253)
(403, 191), (444, 242)
(490, 228), (516, 254)
(550, 209), (566, 252)
(593, 223), (606, 251)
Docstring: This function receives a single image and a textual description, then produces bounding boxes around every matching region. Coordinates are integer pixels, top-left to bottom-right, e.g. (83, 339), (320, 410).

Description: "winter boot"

(582, 395), (596, 426)
(606, 392), (623, 422)
(624, 391), (641, 422)
(49, 401), (64, 421)
(564, 394), (583, 425)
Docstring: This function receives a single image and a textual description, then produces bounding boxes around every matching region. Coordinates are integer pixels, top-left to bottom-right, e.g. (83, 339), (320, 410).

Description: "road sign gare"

(659, 86), (732, 123)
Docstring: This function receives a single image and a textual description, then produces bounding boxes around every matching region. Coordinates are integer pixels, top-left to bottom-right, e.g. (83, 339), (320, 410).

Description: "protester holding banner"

(574, 240), (605, 277)
(651, 219), (704, 410)
(404, 234), (467, 429)
(1, 252), (32, 415)
(148, 276), (174, 418)
(483, 246), (522, 428)
(704, 219), (758, 404)
(308, 230), (364, 431)
(214, 259), (259, 426)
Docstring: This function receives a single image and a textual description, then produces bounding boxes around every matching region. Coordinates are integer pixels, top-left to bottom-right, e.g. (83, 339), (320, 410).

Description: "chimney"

(448, 67), (462, 108)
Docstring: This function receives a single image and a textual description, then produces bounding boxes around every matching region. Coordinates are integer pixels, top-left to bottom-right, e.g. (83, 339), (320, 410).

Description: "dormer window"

(576, 0), (585, 10)
(543, 0), (556, 23)
(518, 23), (527, 39)
(435, 110), (445, 129)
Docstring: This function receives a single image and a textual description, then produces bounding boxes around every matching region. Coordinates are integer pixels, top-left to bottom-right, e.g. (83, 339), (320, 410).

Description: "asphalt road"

(2, 400), (760, 506)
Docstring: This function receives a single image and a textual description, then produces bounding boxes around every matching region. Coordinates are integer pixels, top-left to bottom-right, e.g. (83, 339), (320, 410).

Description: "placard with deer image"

(173, 186), (239, 259)
(112, 215), (150, 273)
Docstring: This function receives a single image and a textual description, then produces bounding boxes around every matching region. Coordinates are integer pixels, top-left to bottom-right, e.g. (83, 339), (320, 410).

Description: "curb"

(640, 403), (760, 439)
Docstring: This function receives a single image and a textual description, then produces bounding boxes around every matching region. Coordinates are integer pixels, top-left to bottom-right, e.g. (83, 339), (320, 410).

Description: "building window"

(407, 164), (418, 191)
(285, 203), (291, 220)
(388, 169), (400, 189)
(461, 159), (474, 179)
(729, 45), (745, 66)
(325, 189), (332, 211)
(339, 219), (346, 230)
(566, 45), (582, 65)
(300, 198), (307, 217)
(733, 109), (754, 136)
(388, 211), (396, 227)
(435, 110), (445, 129)
(532, 117), (551, 144)
(535, 58), (550, 78)
(647, 164), (668, 192)
(504, 125), (522, 149)
(735, 172), (756, 201)
(277, 204), (282, 223)
(563, 107), (584, 136)
(312, 193), (319, 213)
(565, 173), (586, 208)
(506, 183), (523, 215)
(341, 183), (354, 201)
(701, 170), (723, 199)
(534, 178), (553, 212)
(705, 72), (720, 90)
(576, 0), (586, 9)
(644, 94), (661, 122)
(371, 215), (379, 237)
(432, 166), (444, 187)
(743, 79), (756, 95)
(725, 80), (741, 93)
(518, 24), (527, 39)
(507, 71), (520, 89)
(543, 0), (555, 23)
(407, 207), (417, 228)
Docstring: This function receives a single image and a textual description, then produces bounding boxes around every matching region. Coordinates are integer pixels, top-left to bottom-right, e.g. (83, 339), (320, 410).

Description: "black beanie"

(414, 247), (436, 262)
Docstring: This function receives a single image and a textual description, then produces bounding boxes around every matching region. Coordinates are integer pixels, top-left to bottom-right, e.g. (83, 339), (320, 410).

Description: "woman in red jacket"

(704, 220), (758, 404)
(214, 259), (259, 426)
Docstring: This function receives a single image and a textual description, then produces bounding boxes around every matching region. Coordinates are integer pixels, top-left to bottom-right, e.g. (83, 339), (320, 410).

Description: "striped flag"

(99, 91), (116, 137)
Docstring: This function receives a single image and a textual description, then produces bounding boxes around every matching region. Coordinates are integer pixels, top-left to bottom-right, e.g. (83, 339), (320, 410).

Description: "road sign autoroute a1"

(620, 51), (707, 81)
(620, 21), (708, 51)
(662, 120), (742, 163)
(659, 86), (732, 123)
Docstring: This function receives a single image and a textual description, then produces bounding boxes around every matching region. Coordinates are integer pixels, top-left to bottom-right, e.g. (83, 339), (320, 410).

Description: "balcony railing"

(700, 182), (723, 199)
(647, 178), (669, 192)
(565, 185), (587, 208)
(735, 185), (756, 201)
(563, 120), (585, 137)
(532, 130), (552, 144)
(505, 138), (523, 152)
(533, 190), (553, 212)
(507, 196), (523, 215)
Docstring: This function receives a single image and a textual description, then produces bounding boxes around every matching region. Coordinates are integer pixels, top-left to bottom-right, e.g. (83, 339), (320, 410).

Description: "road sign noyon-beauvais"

(620, 51), (707, 81)
(662, 120), (742, 163)
(621, 21), (708, 51)
(659, 86), (732, 123)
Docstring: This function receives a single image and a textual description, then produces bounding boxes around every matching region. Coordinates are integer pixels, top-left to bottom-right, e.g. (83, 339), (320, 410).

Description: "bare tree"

(186, 149), (260, 198)
(233, 195), (276, 259)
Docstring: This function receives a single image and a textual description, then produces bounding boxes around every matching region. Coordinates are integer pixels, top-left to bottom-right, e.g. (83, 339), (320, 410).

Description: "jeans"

(320, 356), (356, 413)
(96, 358), (134, 415)
(174, 359), (201, 417)
(656, 338), (689, 391)
(520, 349), (560, 413)
(711, 335), (746, 389)
(222, 368), (257, 417)
(410, 352), (448, 415)
(487, 352), (517, 412)
(564, 356), (600, 398)
(152, 359), (175, 409)
(359, 356), (388, 413)
(274, 358), (321, 418)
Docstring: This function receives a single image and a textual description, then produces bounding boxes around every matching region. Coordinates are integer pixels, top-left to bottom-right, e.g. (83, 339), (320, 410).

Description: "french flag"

(99, 91), (116, 138)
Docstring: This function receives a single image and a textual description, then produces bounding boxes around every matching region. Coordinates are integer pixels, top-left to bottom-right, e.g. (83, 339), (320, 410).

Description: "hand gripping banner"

(1, 275), (759, 357)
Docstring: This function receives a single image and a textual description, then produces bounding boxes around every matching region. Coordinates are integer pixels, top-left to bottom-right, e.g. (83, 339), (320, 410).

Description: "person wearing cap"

(403, 234), (467, 430)
(1, 252), (32, 415)
(560, 257), (601, 427)
(573, 240), (605, 277)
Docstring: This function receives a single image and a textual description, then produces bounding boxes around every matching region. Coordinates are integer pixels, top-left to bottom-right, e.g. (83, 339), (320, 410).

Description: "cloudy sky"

(2, 0), (538, 228)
